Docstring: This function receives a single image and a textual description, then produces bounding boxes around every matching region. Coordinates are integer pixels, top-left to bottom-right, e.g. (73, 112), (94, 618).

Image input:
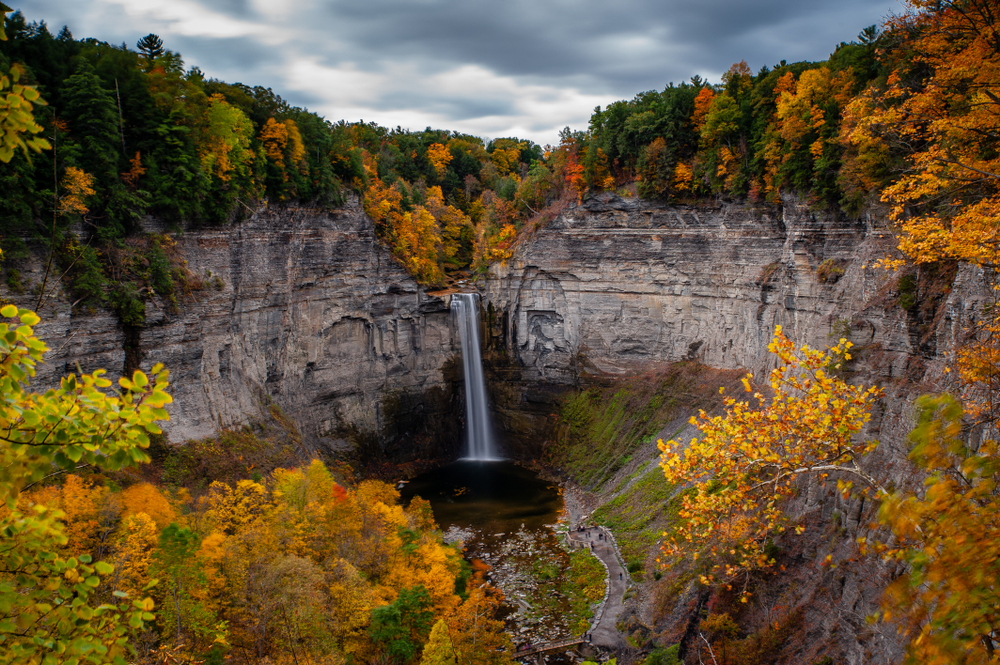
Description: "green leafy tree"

(0, 304), (172, 664)
(0, 2), (50, 163)
(369, 585), (434, 664)
(60, 60), (123, 232)
(151, 524), (222, 648)
(135, 34), (164, 63)
(878, 395), (1000, 664)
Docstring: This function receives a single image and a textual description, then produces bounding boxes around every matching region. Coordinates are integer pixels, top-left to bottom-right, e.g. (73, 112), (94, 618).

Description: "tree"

(0, 304), (171, 664)
(445, 581), (513, 665)
(658, 326), (883, 590)
(845, 0), (1000, 267)
(369, 585), (434, 664)
(419, 620), (455, 665)
(637, 137), (675, 199)
(878, 395), (1000, 664)
(841, 8), (1000, 657)
(426, 143), (452, 180)
(199, 94), (255, 185)
(113, 512), (158, 600)
(57, 166), (96, 217)
(151, 524), (223, 650)
(60, 60), (124, 223)
(0, 2), (49, 163)
(136, 34), (164, 70)
(120, 482), (176, 530)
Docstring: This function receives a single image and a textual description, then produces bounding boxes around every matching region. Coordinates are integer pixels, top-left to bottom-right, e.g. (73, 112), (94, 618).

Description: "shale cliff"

(489, 193), (948, 379)
(7, 192), (988, 662)
(483, 193), (986, 446)
(483, 192), (991, 664)
(15, 197), (461, 457)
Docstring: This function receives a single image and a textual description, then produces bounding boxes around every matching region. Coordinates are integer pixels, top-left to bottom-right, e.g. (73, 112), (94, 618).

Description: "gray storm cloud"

(20, 0), (900, 144)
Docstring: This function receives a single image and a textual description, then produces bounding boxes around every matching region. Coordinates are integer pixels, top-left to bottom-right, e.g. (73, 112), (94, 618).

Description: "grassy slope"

(548, 362), (745, 575)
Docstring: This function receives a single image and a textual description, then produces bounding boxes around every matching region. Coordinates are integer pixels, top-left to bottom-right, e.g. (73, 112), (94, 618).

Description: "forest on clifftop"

(0, 0), (958, 296)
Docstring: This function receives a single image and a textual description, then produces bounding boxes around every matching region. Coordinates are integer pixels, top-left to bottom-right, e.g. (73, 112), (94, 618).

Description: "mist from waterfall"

(451, 293), (498, 460)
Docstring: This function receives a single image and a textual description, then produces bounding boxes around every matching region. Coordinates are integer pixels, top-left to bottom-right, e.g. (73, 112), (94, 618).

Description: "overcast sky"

(18, 0), (900, 146)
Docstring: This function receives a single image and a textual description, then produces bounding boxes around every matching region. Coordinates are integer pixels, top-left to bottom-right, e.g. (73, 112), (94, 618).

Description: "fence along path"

(515, 636), (585, 658)
(567, 526), (629, 648)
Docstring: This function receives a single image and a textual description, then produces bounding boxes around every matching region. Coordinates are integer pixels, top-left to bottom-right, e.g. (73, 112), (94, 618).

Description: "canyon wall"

(8, 191), (990, 663)
(483, 192), (994, 664)
(12, 191), (988, 462)
(15, 197), (462, 457)
(483, 192), (986, 446)
(487, 192), (947, 381)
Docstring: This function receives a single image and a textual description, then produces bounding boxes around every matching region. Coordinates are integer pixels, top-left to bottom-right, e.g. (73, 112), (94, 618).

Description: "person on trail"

(590, 542), (594, 550)
(619, 572), (623, 580)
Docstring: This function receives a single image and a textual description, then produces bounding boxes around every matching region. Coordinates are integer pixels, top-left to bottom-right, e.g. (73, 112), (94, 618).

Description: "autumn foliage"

(16, 455), (514, 665)
(658, 327), (882, 589)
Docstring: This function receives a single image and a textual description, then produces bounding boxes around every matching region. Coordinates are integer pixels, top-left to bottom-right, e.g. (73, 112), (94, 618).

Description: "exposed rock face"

(483, 193), (992, 444)
(8, 191), (990, 663)
(486, 193), (908, 381)
(17, 198), (461, 457)
(483, 192), (991, 664)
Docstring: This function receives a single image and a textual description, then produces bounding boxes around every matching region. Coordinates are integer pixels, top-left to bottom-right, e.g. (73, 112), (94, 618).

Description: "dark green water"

(399, 460), (562, 532)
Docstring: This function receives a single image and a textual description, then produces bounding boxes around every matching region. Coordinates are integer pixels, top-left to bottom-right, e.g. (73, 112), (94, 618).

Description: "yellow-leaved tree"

(0, 3), (50, 163)
(0, 304), (172, 664)
(658, 326), (883, 591)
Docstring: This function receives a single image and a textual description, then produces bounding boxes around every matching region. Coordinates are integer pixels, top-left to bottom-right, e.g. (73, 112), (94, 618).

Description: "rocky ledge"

(13, 197), (462, 457)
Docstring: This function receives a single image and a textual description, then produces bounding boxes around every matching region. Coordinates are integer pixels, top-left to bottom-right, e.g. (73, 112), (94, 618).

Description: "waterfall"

(451, 293), (498, 460)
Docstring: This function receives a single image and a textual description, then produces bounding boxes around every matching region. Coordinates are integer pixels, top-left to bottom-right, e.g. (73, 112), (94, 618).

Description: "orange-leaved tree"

(658, 326), (883, 592)
(842, 6), (1000, 657)
(845, 0), (1000, 267)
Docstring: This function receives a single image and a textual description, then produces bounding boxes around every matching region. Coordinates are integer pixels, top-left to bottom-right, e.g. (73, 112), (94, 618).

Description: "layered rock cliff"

(483, 193), (985, 447)
(482, 192), (990, 664)
(14, 197), (462, 458)
(14, 192), (985, 462)
(489, 193), (924, 379)
(7, 191), (989, 663)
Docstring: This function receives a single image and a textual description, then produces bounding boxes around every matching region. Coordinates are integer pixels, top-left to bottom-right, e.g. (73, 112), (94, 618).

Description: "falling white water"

(451, 293), (499, 460)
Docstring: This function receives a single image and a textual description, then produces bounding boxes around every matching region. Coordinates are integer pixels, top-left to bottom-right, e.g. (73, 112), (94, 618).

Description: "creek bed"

(400, 460), (596, 662)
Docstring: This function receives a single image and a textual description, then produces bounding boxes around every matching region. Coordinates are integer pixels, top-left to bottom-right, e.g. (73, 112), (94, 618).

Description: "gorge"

(4, 3), (997, 662)
(8, 191), (980, 663)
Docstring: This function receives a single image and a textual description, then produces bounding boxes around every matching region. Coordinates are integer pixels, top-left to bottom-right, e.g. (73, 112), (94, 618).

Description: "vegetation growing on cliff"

(658, 328), (883, 589)
(0, 0), (985, 302)
(552, 363), (744, 490)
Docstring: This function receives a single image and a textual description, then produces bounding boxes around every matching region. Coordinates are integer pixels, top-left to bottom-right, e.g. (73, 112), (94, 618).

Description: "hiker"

(590, 541), (594, 550)
(619, 572), (623, 580)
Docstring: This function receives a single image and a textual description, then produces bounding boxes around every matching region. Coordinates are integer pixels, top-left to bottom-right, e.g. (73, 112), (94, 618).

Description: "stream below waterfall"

(400, 461), (593, 663)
